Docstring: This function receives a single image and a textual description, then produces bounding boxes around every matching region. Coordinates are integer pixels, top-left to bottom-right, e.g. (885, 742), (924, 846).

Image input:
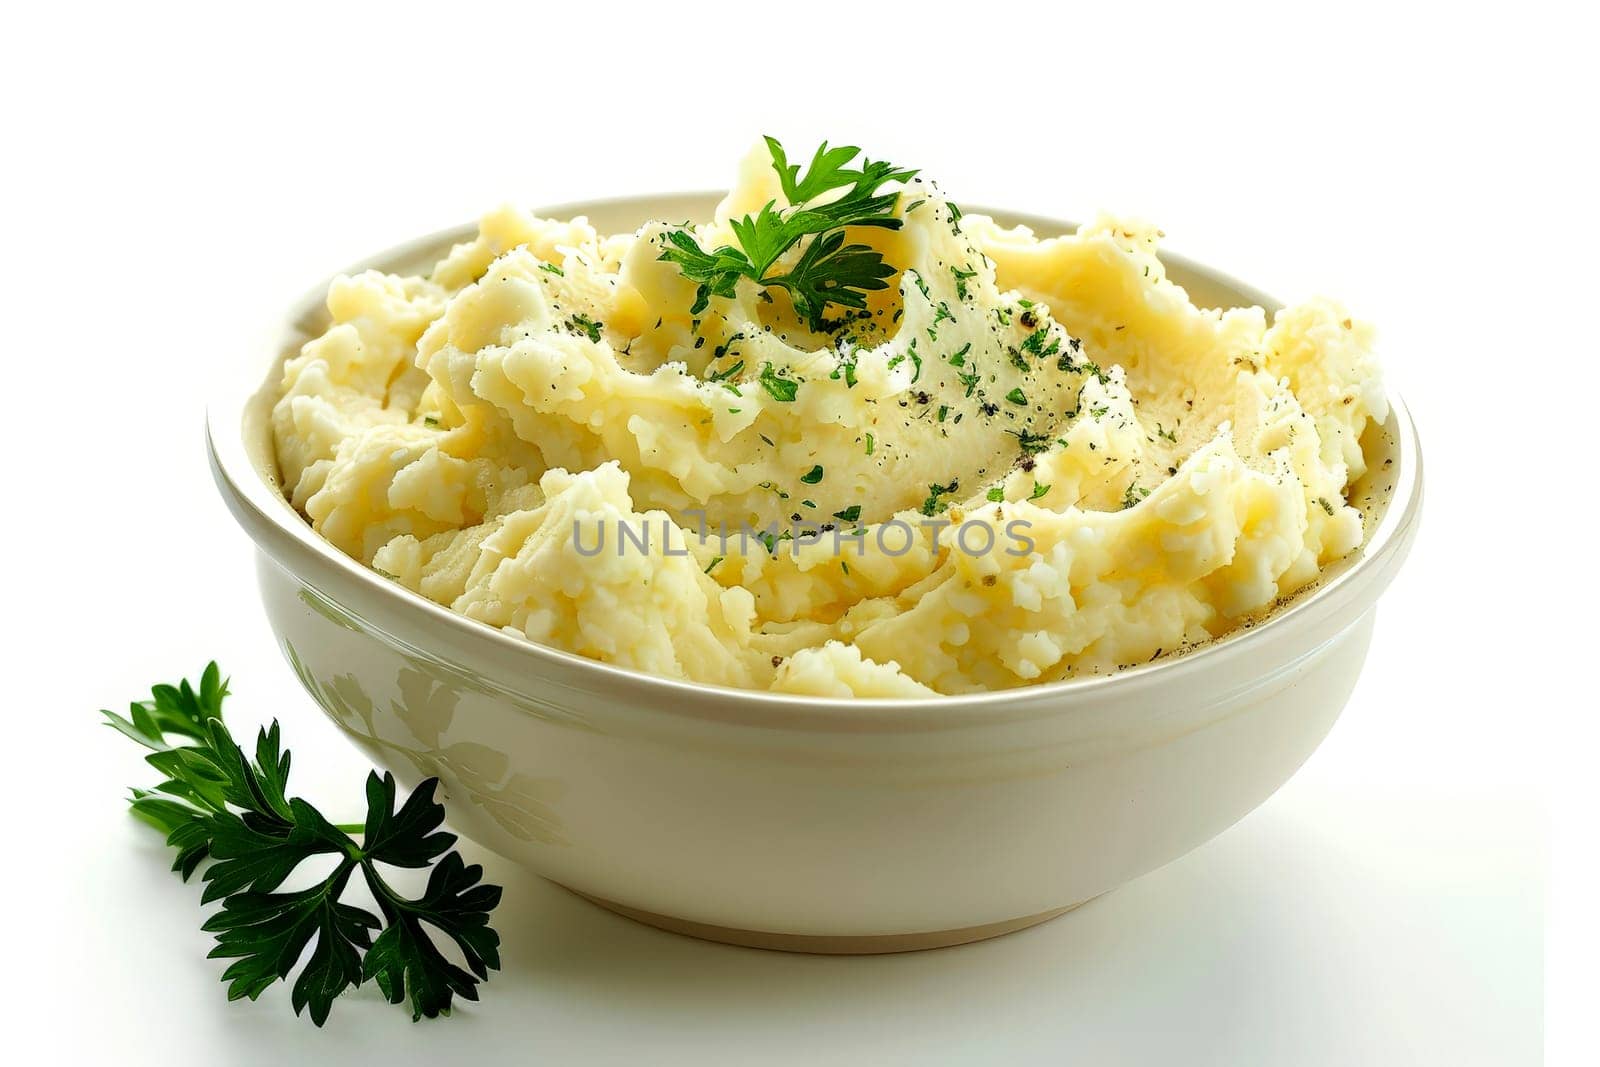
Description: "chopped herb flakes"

(951, 266), (976, 301)
(567, 314), (603, 343)
(830, 350), (860, 387)
(921, 479), (959, 516)
(707, 359), (745, 382)
(1010, 429), (1053, 455)
(759, 363), (799, 402)
(1020, 328), (1060, 359)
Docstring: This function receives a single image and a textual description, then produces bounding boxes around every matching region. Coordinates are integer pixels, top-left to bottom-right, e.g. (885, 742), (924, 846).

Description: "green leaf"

(764, 229), (897, 330)
(361, 774), (456, 869)
(128, 790), (204, 834)
(167, 820), (215, 880)
(363, 852), (503, 1021)
(766, 137), (865, 204)
(727, 201), (801, 276)
(291, 895), (376, 1027)
(204, 865), (376, 1024)
(200, 803), (347, 904)
(106, 664), (503, 1027)
(657, 231), (749, 317)
(359, 778), (502, 1019)
(660, 138), (916, 327)
(103, 707), (166, 751)
(764, 136), (918, 209)
(103, 661), (228, 750)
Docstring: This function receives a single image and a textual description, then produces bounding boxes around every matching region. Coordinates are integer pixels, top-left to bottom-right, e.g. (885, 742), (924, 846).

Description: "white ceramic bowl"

(208, 194), (1423, 952)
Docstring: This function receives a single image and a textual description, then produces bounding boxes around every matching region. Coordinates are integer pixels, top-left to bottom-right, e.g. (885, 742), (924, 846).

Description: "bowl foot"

(562, 888), (1086, 954)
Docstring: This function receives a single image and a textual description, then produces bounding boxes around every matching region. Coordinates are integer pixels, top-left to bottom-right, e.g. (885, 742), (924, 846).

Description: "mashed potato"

(272, 142), (1386, 697)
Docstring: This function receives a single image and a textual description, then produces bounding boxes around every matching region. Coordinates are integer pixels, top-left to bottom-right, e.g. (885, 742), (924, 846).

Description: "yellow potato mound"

(273, 145), (1385, 696)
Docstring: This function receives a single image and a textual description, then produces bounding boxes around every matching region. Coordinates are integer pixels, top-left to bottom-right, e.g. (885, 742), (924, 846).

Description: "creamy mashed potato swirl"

(272, 143), (1386, 697)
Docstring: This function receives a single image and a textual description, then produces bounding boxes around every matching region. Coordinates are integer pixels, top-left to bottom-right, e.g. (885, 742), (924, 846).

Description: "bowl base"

(563, 888), (1086, 954)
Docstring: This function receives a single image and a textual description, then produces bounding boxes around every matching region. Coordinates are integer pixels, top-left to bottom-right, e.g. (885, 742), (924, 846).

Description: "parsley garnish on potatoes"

(658, 137), (917, 329)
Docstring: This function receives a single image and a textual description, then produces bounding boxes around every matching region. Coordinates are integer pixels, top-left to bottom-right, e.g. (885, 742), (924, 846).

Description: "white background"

(4, 2), (1592, 1063)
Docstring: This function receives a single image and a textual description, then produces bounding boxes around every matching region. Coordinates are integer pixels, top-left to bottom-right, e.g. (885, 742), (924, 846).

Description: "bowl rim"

(208, 192), (1423, 722)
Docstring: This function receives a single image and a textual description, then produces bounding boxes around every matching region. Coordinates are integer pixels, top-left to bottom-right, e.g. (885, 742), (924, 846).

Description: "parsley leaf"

(765, 137), (918, 210)
(658, 229), (750, 315)
(659, 138), (917, 329)
(764, 229), (897, 327)
(104, 664), (501, 1026)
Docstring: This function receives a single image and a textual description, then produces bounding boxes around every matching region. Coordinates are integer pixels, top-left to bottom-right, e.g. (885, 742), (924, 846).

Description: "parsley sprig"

(104, 664), (502, 1026)
(659, 137), (917, 329)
